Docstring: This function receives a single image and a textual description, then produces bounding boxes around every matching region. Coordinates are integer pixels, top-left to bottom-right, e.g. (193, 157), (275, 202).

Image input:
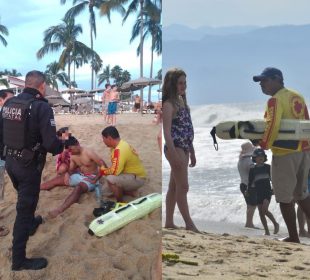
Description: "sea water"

(162, 102), (309, 240)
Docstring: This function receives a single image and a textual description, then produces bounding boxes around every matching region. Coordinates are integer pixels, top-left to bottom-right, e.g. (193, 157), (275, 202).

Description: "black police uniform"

(0, 87), (64, 270)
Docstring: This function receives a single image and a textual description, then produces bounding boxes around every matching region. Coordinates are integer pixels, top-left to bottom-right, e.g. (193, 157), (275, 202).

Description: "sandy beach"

(162, 227), (310, 280)
(0, 113), (161, 280)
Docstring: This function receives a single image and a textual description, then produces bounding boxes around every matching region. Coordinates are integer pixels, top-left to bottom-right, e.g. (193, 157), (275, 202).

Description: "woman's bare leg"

(166, 148), (199, 232)
(165, 170), (177, 229)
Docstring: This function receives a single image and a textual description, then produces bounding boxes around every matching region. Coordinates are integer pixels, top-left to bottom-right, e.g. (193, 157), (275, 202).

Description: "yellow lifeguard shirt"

(100, 139), (147, 178)
(261, 88), (310, 156)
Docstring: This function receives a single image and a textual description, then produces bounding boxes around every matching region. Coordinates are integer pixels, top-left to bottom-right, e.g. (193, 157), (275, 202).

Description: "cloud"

(163, 0), (310, 28)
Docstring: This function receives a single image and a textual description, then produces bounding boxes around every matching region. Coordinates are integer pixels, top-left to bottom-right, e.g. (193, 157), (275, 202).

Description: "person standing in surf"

(248, 148), (279, 235)
(162, 68), (199, 233)
(253, 67), (310, 243)
(237, 142), (257, 228)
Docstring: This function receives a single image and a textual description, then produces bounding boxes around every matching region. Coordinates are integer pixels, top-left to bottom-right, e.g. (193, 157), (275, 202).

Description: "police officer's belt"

(6, 148), (23, 159)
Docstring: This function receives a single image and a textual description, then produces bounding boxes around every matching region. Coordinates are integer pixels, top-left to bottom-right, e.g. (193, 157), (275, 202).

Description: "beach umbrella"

(121, 77), (161, 114)
(61, 88), (86, 107)
(45, 94), (61, 99)
(120, 83), (147, 92)
(46, 96), (70, 107)
(60, 87), (86, 94)
(121, 77), (161, 89)
(88, 88), (104, 93)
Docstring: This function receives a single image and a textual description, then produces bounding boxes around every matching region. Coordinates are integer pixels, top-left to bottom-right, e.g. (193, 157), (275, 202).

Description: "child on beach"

(237, 142), (257, 228)
(248, 148), (279, 235)
(162, 68), (199, 233)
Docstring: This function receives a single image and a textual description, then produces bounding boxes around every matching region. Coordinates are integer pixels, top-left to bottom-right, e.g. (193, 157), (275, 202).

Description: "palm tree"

(0, 21), (9, 47)
(111, 65), (123, 84)
(91, 57), (103, 79)
(101, 0), (157, 113)
(0, 69), (22, 77)
(63, 0), (125, 89)
(44, 61), (70, 91)
(121, 0), (146, 79)
(37, 18), (101, 91)
(155, 68), (161, 80)
(121, 70), (131, 84)
(98, 64), (112, 86)
(130, 0), (161, 102)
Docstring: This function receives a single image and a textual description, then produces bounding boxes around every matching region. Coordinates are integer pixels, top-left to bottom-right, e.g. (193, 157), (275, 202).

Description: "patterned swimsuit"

(169, 104), (194, 152)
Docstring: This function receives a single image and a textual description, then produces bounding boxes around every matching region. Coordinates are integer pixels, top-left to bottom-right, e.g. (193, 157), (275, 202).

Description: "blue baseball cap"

(253, 67), (283, 82)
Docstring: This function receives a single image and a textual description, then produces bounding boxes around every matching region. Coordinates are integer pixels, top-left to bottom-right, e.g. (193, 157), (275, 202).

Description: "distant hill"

(163, 24), (310, 105)
(164, 24), (259, 41)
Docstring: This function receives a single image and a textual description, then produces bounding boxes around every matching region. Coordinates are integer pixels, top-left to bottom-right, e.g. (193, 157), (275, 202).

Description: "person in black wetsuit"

(248, 148), (279, 236)
(0, 70), (65, 271)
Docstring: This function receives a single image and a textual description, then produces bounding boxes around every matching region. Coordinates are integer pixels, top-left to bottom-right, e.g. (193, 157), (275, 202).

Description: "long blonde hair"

(162, 68), (189, 109)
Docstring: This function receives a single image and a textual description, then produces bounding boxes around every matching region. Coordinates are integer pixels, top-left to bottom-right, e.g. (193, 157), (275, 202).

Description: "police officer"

(0, 70), (64, 271)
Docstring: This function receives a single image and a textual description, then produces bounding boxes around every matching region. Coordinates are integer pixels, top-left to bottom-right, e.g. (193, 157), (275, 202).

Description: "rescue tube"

(88, 193), (162, 237)
(214, 119), (310, 140)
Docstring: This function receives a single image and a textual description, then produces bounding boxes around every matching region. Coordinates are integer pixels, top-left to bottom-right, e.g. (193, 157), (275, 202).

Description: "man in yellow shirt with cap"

(97, 126), (147, 202)
(253, 67), (310, 243)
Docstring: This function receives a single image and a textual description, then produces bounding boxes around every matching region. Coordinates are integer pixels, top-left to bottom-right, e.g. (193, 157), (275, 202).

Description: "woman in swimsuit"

(162, 68), (199, 233)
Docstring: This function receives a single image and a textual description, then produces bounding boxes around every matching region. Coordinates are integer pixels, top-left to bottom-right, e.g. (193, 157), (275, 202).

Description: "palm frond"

(64, 2), (88, 21)
(0, 24), (9, 36)
(0, 35), (8, 47)
(37, 42), (62, 59)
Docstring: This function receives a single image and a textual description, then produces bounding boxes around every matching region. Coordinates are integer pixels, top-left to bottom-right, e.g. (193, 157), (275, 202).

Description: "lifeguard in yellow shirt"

(253, 67), (310, 243)
(95, 126), (147, 201)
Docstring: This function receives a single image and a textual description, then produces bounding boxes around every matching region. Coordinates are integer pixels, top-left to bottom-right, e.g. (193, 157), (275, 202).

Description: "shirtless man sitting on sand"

(40, 136), (106, 218)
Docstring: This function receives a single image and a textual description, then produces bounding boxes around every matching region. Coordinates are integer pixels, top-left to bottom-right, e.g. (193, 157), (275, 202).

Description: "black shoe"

(12, 257), (48, 271)
(93, 200), (116, 217)
(29, 215), (43, 236)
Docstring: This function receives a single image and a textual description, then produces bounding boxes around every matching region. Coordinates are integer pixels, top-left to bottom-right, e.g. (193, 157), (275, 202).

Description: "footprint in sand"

(293, 266), (305, 270)
(279, 251), (292, 256)
(275, 258), (288, 263)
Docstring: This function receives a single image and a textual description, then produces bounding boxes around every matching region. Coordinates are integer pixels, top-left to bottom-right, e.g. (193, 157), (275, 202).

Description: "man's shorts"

(69, 173), (100, 192)
(107, 102), (117, 115)
(272, 151), (310, 203)
(104, 174), (146, 192)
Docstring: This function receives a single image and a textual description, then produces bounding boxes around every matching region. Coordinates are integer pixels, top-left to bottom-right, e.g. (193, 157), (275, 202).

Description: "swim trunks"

(108, 101), (117, 115)
(69, 173), (100, 191)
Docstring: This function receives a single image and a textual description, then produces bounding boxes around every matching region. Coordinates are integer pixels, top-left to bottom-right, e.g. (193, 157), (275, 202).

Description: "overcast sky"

(163, 0), (310, 28)
(0, 0), (161, 90)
